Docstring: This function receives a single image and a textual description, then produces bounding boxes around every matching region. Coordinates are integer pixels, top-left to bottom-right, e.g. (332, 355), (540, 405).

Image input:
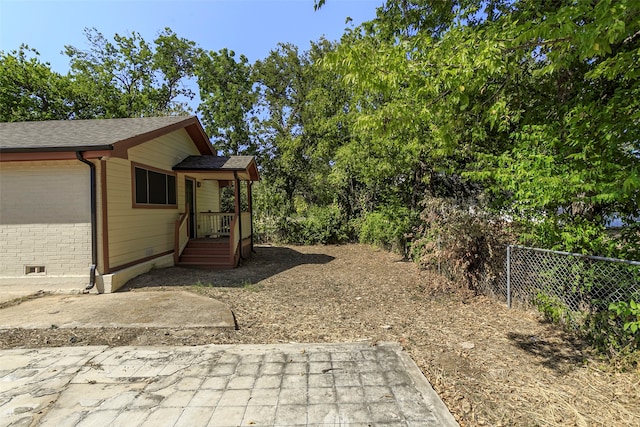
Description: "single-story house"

(0, 116), (259, 293)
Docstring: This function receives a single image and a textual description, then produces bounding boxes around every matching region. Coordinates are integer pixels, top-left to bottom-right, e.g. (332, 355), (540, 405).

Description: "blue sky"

(0, 0), (382, 73)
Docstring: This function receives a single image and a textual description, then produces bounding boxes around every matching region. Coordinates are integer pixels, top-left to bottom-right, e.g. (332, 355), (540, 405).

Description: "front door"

(185, 178), (196, 238)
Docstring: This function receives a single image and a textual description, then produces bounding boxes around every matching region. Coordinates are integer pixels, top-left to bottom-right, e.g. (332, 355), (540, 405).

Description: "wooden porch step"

(181, 246), (228, 256)
(177, 238), (235, 269)
(176, 261), (234, 269)
(177, 255), (234, 269)
(187, 240), (228, 248)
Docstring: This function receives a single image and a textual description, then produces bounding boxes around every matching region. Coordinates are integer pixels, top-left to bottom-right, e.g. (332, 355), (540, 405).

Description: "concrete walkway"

(0, 342), (458, 427)
(0, 291), (235, 329)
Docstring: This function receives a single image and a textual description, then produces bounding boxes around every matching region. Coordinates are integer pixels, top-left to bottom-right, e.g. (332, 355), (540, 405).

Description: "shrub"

(585, 300), (640, 366)
(252, 181), (291, 243)
(257, 203), (352, 245)
(253, 214), (280, 244)
(358, 205), (415, 253)
(293, 204), (352, 245)
(411, 196), (514, 294)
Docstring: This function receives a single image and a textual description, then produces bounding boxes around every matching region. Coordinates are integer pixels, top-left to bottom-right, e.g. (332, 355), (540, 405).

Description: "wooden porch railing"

(199, 212), (234, 237)
(174, 209), (190, 264)
(174, 211), (251, 268)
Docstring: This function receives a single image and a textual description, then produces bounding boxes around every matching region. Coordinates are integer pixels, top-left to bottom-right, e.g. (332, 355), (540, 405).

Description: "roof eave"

(173, 166), (260, 182)
(247, 157), (260, 181)
(0, 148), (114, 162)
(0, 145), (114, 153)
(184, 119), (215, 156)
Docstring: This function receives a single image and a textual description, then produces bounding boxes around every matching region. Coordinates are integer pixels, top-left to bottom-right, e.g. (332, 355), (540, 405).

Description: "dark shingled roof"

(0, 116), (197, 152)
(173, 155), (260, 181)
(173, 155), (255, 171)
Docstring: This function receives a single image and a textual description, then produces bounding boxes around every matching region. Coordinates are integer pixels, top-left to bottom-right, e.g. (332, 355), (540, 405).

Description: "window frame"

(131, 162), (178, 209)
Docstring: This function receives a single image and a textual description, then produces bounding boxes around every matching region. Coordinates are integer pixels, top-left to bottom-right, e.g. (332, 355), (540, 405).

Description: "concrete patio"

(0, 342), (458, 426)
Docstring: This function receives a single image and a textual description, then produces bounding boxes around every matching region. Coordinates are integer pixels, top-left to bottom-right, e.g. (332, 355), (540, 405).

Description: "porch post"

(247, 181), (254, 253)
(234, 172), (242, 260)
(233, 173), (240, 216)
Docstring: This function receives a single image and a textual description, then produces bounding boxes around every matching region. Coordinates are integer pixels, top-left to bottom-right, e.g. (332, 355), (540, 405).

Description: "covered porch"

(172, 156), (260, 269)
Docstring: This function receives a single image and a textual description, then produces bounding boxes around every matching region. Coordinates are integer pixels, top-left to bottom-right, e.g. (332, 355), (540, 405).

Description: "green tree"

(253, 43), (310, 207)
(297, 38), (353, 207)
(470, 0), (640, 256)
(328, 0), (640, 256)
(196, 48), (256, 155)
(248, 39), (360, 243)
(64, 27), (199, 118)
(151, 28), (202, 113)
(0, 45), (75, 121)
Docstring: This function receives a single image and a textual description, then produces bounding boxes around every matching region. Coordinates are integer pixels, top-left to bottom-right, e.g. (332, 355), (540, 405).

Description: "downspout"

(234, 171), (245, 260)
(76, 151), (97, 291)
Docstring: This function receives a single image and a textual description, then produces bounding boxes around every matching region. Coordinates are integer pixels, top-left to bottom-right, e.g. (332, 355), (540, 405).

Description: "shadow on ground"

(507, 329), (590, 373)
(122, 245), (334, 290)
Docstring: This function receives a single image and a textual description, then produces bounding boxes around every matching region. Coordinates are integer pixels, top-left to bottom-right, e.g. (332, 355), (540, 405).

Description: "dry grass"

(1, 244), (638, 426)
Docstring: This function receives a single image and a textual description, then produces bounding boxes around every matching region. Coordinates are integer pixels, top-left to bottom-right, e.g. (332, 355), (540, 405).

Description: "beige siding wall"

(128, 129), (199, 170)
(194, 179), (220, 237)
(106, 130), (201, 270)
(0, 161), (92, 278)
(197, 179), (220, 212)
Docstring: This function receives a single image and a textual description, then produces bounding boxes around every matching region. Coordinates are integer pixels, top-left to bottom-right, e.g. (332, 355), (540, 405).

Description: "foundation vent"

(25, 266), (46, 275)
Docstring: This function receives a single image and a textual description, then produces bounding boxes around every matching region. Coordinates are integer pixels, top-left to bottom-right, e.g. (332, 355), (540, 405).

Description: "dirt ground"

(1, 244), (639, 426)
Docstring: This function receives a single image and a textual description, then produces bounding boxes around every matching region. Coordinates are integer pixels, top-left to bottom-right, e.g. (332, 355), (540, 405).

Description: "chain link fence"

(482, 245), (640, 327)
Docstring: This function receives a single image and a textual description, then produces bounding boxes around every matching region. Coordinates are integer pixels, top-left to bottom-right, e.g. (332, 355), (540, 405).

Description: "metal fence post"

(506, 245), (512, 308)
(437, 236), (441, 275)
